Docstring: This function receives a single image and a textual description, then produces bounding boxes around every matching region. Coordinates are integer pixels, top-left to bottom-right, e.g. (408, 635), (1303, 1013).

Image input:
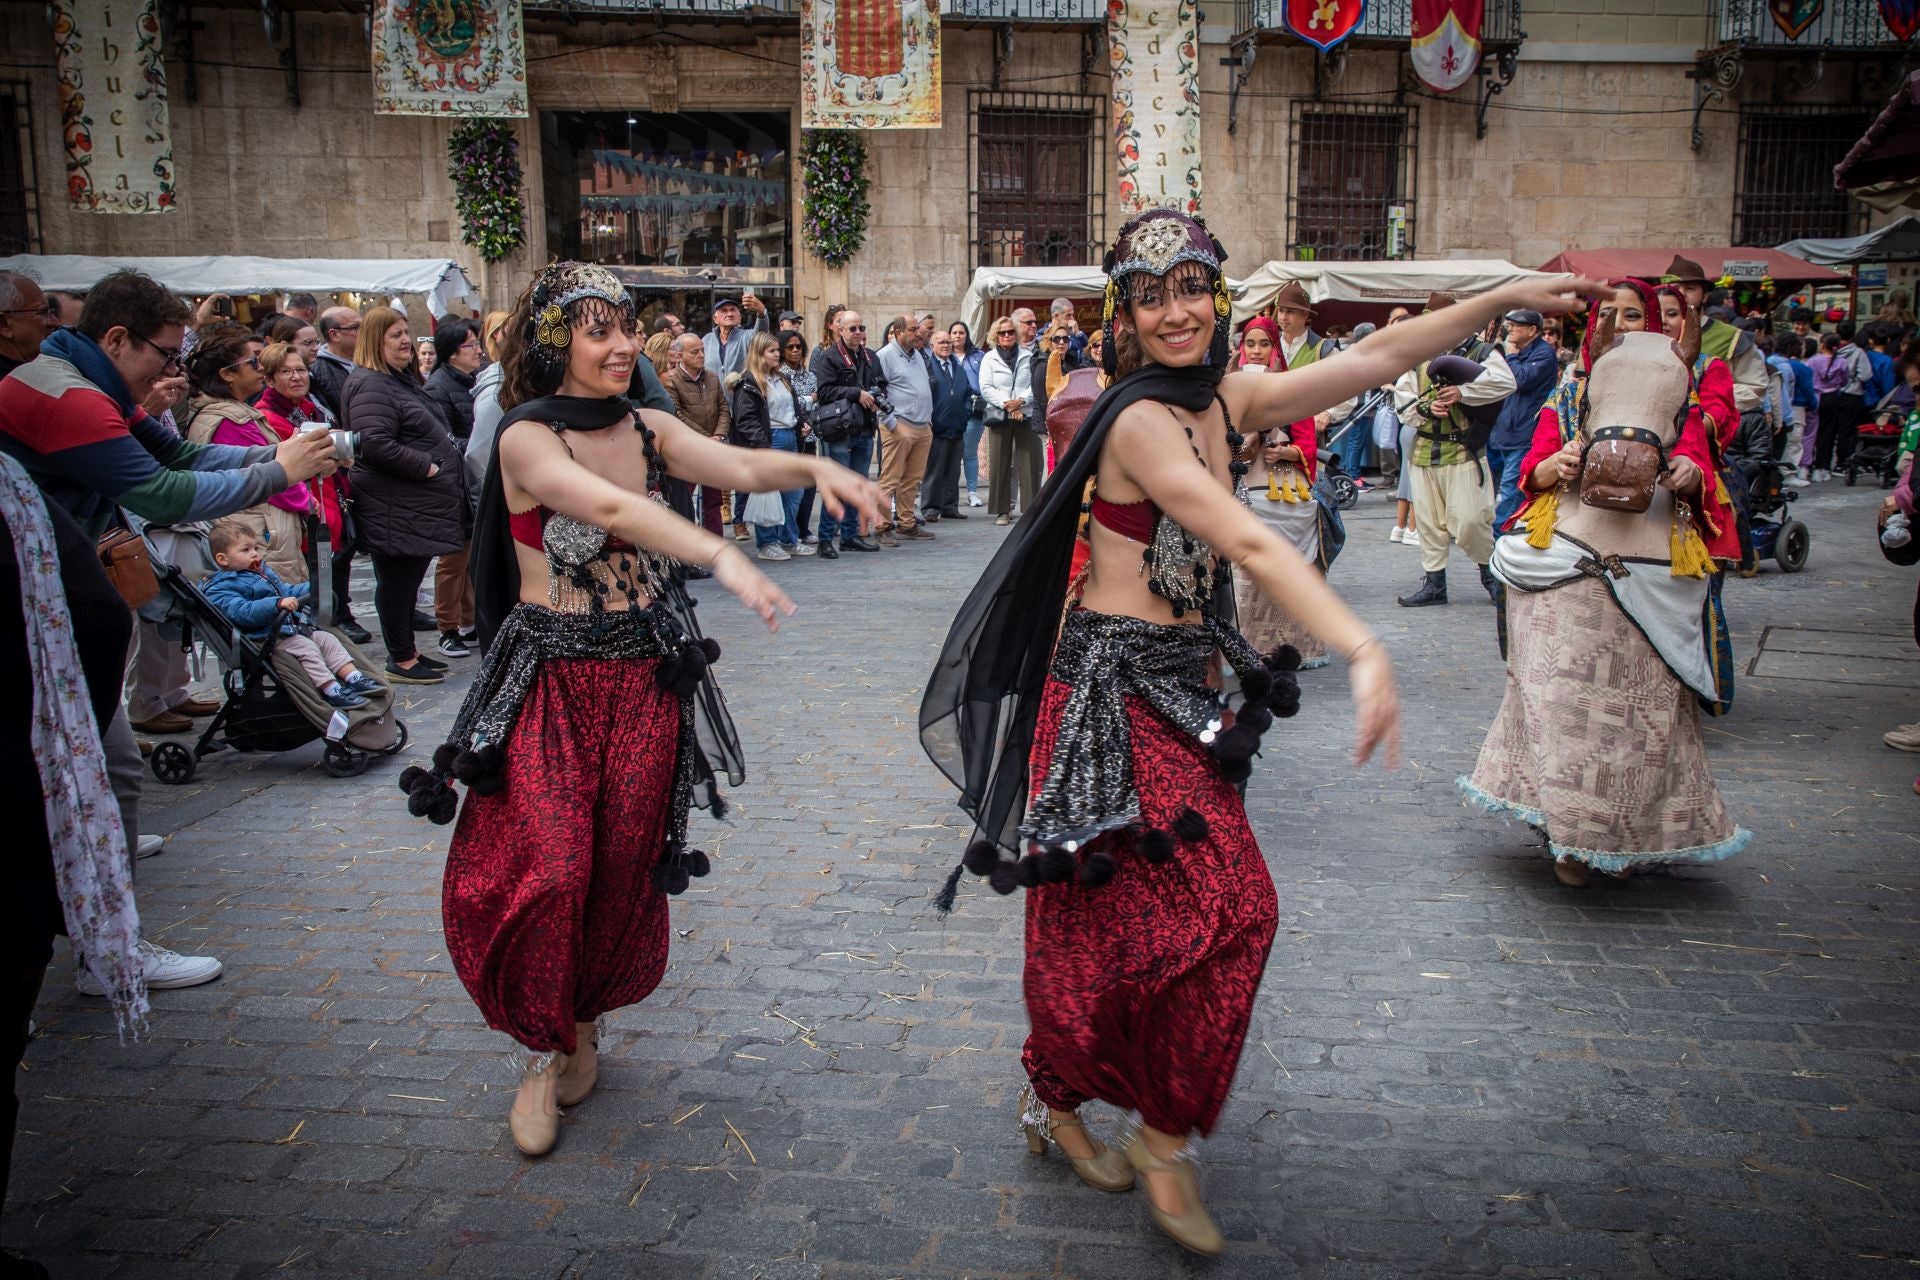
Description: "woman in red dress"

(400, 263), (879, 1157)
(922, 211), (1591, 1255)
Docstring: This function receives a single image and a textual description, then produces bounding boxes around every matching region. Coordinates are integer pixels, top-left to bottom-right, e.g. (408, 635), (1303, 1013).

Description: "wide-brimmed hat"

(1272, 281), (1314, 316)
(1663, 255), (1712, 286)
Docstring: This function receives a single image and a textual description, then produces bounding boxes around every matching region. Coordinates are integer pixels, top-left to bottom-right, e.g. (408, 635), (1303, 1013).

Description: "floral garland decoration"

(800, 130), (871, 269)
(448, 120), (526, 264)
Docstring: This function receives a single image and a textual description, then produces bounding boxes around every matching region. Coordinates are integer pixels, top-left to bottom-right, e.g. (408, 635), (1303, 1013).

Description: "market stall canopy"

(957, 266), (1120, 339)
(1776, 217), (1920, 267)
(1233, 259), (1557, 323)
(1835, 71), (1920, 213)
(1533, 247), (1845, 290)
(0, 254), (479, 318)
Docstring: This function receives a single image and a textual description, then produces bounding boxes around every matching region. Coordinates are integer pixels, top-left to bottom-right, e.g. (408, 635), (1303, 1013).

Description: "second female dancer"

(922, 210), (1590, 1256)
(399, 263), (880, 1156)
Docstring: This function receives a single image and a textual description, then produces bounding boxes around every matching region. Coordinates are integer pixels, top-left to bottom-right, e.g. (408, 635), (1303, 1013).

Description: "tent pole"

(1849, 265), (1859, 322)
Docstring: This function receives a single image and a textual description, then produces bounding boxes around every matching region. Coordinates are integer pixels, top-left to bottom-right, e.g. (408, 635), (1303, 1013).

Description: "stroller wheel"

(150, 740), (195, 785)
(323, 742), (369, 778)
(1845, 469), (1857, 487)
(1776, 519), (1810, 574)
(1329, 474), (1359, 511)
(385, 720), (410, 756)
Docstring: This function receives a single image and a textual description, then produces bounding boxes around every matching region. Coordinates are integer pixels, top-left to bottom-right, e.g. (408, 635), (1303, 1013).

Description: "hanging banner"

(591, 149), (786, 202)
(372, 0), (527, 117)
(800, 0), (941, 129)
(1410, 0), (1483, 93)
(1769, 0), (1824, 38)
(1282, 0), (1368, 52)
(1110, 0), (1203, 216)
(1881, 0), (1919, 40)
(49, 0), (176, 213)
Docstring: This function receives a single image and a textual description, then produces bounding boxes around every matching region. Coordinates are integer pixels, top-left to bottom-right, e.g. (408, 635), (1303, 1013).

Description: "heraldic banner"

(372, 0), (528, 117)
(1282, 0), (1366, 52)
(800, 0), (941, 129)
(49, 0), (176, 213)
(1110, 0), (1202, 216)
(1410, 0), (1483, 93)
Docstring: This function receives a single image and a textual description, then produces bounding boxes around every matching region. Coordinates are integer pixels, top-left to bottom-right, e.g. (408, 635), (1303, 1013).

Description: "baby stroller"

(1846, 409), (1904, 488)
(1741, 460), (1810, 574)
(144, 557), (408, 784)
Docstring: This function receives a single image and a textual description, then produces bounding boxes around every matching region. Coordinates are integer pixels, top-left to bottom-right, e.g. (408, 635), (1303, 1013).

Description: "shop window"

(1734, 106), (1870, 246)
(0, 83), (39, 257)
(969, 91), (1105, 268)
(1287, 103), (1417, 261)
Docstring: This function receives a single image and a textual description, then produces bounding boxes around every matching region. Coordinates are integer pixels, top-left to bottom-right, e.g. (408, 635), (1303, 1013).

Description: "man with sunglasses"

(808, 308), (887, 554)
(308, 306), (362, 419)
(0, 272), (53, 381)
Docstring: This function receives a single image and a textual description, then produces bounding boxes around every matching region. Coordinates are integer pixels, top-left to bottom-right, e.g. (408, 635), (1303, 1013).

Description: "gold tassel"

(1293, 473), (1314, 502)
(1265, 471), (1282, 503)
(1523, 488), (1559, 549)
(1669, 502), (1714, 578)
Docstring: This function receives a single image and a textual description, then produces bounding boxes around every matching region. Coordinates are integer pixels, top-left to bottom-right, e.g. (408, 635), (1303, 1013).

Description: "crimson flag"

(1881, 0), (1919, 40)
(1410, 0), (1483, 93)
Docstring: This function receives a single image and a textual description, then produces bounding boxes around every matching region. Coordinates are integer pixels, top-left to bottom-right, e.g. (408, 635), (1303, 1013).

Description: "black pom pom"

(427, 788), (459, 825)
(699, 637), (721, 663)
(988, 863), (1019, 895)
(1013, 855), (1043, 888)
(657, 862), (691, 895)
(1138, 827), (1176, 863)
(432, 743), (460, 773)
(1040, 847), (1076, 884)
(1268, 676), (1302, 719)
(1079, 850), (1117, 887)
(406, 787), (435, 817)
(1210, 723), (1261, 764)
(451, 748), (483, 784)
(1218, 756), (1253, 785)
(963, 840), (1000, 877)
(1240, 666), (1274, 705)
(1265, 645), (1303, 673)
(1238, 703), (1274, 736)
(469, 772), (507, 798)
(1172, 807), (1211, 843)
(687, 848), (712, 878)
(681, 646), (710, 679)
(398, 765), (427, 793)
(475, 743), (505, 773)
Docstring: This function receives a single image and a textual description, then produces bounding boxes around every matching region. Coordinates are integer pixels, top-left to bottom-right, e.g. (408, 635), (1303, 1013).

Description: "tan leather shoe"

(130, 711), (192, 735)
(508, 1053), (566, 1157)
(1553, 854), (1590, 887)
(1016, 1086), (1133, 1193)
(1884, 722), (1920, 752)
(556, 1022), (599, 1108)
(175, 697), (221, 717)
(1125, 1131), (1223, 1256)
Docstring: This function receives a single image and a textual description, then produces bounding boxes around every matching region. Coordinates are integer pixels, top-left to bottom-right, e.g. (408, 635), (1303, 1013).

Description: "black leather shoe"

(842, 535), (880, 553)
(331, 615), (373, 645)
(411, 610), (436, 632)
(1397, 571), (1449, 607)
(818, 541), (839, 559)
(940, 509), (968, 520)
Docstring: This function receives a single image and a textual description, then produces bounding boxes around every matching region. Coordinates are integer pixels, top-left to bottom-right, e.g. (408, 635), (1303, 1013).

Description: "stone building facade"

(0, 0), (1907, 331)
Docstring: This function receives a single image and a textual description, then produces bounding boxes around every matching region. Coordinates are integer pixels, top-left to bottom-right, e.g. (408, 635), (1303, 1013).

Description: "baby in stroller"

(203, 520), (384, 708)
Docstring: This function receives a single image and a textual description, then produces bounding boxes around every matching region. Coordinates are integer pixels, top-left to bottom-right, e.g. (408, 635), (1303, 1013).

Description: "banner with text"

(800, 0), (942, 129)
(1110, 0), (1202, 216)
(49, 0), (176, 213)
(372, 0), (527, 117)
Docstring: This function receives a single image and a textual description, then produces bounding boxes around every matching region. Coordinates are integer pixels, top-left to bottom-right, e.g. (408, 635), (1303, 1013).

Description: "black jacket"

(422, 364), (477, 443)
(1024, 340), (1052, 439)
(809, 341), (887, 435)
(726, 375), (773, 451)
(340, 365), (468, 559)
(309, 349), (354, 420)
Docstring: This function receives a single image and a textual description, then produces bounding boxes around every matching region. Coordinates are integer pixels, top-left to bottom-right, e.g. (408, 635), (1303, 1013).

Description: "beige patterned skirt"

(1235, 480), (1328, 668)
(1461, 575), (1748, 872)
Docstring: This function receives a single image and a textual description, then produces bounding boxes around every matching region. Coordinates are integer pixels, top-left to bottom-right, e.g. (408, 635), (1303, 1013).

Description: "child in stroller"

(1854, 362), (1918, 489)
(204, 522), (384, 707)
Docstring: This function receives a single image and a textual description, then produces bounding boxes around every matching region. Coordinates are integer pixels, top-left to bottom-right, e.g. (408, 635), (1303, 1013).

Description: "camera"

(303, 422), (360, 463)
(871, 393), (894, 419)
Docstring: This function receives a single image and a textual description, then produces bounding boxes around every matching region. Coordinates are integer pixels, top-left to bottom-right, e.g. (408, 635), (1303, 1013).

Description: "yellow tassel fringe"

(1523, 488), (1559, 549)
(1669, 510), (1714, 579)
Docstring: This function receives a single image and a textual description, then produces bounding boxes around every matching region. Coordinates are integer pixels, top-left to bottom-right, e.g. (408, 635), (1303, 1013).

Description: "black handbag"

(813, 394), (863, 445)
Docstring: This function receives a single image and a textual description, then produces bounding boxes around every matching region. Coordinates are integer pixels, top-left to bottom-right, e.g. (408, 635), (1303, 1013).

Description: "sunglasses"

(225, 356), (261, 372)
(1050, 335), (1069, 344)
(846, 325), (866, 332)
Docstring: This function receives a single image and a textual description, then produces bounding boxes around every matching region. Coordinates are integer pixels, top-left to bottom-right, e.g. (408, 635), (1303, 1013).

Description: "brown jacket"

(667, 367), (730, 439)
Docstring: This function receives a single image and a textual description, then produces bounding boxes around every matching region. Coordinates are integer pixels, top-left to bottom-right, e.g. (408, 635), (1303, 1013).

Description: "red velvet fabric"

(1020, 677), (1279, 1137)
(442, 656), (681, 1055)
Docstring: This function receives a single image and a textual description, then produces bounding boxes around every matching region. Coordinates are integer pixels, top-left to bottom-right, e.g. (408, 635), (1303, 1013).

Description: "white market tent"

(1775, 216), (1920, 267)
(0, 254), (479, 318)
(957, 266), (1115, 339)
(1233, 259), (1559, 322)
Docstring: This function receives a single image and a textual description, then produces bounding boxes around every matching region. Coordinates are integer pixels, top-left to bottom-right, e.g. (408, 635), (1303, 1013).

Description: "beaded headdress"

(523, 261), (634, 393)
(1100, 208), (1232, 376)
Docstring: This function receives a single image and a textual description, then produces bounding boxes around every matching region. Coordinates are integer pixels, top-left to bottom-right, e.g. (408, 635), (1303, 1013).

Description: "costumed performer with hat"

(921, 208), (1592, 1256)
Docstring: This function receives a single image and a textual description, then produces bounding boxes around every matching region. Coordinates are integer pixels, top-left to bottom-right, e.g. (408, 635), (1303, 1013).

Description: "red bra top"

(1088, 493), (1157, 542)
(508, 507), (637, 553)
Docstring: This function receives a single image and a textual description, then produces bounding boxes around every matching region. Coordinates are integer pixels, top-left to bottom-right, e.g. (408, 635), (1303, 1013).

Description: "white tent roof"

(0, 254), (479, 318)
(1776, 217), (1920, 267)
(1233, 259), (1557, 322)
(957, 266), (1113, 339)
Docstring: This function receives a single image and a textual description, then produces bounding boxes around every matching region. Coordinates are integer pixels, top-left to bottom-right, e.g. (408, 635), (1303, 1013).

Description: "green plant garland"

(801, 130), (871, 269)
(448, 120), (526, 264)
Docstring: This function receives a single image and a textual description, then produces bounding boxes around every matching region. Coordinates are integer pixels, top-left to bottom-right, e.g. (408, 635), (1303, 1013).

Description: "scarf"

(41, 327), (138, 417)
(918, 361), (1231, 855)
(0, 455), (147, 1038)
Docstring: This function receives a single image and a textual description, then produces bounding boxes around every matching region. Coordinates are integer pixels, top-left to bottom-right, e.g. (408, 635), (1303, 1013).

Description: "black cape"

(469, 394), (746, 797)
(917, 362), (1234, 855)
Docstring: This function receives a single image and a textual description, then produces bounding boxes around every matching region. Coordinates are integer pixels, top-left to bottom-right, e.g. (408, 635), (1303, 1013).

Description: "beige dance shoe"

(556, 1022), (600, 1108)
(1124, 1130), (1224, 1256)
(509, 1052), (567, 1157)
(1016, 1085), (1135, 1192)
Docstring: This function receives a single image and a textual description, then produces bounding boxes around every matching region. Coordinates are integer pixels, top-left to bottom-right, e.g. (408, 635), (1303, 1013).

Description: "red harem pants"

(442, 656), (680, 1055)
(1021, 678), (1279, 1137)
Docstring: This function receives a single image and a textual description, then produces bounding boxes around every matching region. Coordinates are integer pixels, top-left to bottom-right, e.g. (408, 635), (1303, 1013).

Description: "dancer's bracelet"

(1347, 637), (1380, 663)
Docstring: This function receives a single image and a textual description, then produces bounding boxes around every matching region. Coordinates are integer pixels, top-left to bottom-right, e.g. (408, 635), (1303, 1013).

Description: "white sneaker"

(757, 544), (791, 562)
(1389, 526), (1405, 543)
(967, 492), (983, 508)
(75, 938), (223, 995)
(1402, 530), (1421, 547)
(1813, 468), (1832, 482)
(135, 834), (165, 859)
(1785, 474), (1811, 488)
(791, 542), (816, 557)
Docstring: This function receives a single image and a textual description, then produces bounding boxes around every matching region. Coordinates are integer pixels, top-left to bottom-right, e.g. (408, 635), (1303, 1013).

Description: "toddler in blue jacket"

(204, 520), (383, 709)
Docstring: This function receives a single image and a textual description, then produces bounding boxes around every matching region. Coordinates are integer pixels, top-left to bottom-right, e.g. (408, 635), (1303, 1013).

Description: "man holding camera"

(808, 308), (887, 556)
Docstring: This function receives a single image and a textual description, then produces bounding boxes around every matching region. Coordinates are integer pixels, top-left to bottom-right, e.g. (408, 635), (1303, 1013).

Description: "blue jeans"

(962, 412), (985, 492)
(755, 429), (803, 548)
(1486, 443), (1529, 530)
(1329, 412), (1371, 476)
(818, 431), (874, 544)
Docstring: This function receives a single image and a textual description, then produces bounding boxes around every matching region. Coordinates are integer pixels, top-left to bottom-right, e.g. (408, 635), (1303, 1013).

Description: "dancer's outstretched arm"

(642, 409), (885, 535)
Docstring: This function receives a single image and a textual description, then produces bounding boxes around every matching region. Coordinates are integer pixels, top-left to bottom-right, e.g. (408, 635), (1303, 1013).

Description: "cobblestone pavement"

(8, 475), (1919, 1280)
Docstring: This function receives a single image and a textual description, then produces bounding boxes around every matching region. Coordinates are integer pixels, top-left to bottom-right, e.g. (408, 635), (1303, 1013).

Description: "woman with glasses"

(979, 317), (1042, 525)
(256, 342), (346, 590)
(183, 323), (312, 583)
(1042, 322), (1080, 470)
(779, 331), (821, 544)
(947, 321), (988, 507)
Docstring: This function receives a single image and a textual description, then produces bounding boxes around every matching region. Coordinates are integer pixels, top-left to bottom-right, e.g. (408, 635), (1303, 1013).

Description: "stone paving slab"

(7, 478), (1918, 1278)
